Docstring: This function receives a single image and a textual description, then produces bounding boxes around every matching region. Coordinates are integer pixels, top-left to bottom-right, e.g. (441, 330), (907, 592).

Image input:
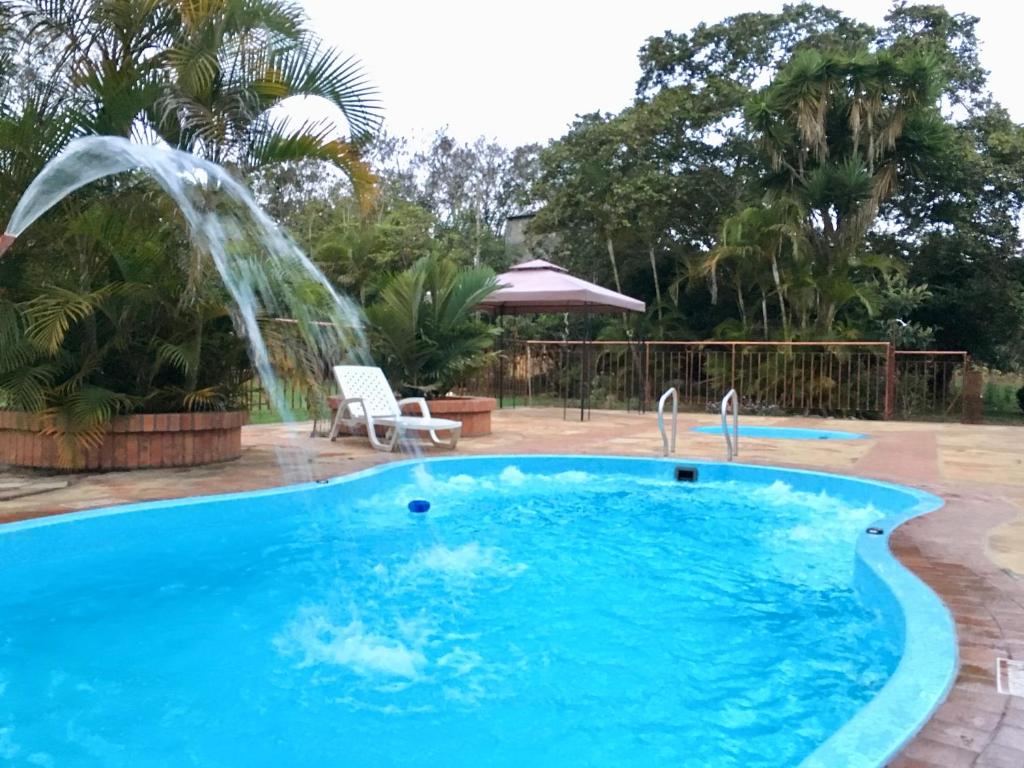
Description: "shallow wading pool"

(691, 425), (867, 440)
(0, 456), (954, 767)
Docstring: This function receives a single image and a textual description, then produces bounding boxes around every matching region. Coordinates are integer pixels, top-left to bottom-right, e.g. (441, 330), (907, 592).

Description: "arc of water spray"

(0, 136), (378, 477)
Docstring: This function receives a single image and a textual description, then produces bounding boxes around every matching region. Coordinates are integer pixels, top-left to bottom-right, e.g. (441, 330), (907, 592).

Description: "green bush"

(366, 256), (501, 398)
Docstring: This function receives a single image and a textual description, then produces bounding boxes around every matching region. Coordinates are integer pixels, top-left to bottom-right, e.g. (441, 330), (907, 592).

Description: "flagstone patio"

(1, 407), (1022, 766)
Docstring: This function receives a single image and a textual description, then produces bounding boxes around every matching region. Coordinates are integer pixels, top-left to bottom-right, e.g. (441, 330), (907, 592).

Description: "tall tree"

(416, 132), (541, 268)
(741, 45), (947, 330)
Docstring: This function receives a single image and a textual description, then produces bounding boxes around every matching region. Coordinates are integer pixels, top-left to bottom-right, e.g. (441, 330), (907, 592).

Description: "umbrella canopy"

(479, 259), (645, 315)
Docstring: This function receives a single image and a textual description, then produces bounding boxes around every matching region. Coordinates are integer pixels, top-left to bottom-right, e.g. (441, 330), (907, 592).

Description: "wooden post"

(961, 356), (984, 424)
(884, 343), (896, 420)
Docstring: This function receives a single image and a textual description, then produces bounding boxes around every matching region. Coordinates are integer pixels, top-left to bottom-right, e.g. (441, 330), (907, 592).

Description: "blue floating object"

(408, 499), (431, 514)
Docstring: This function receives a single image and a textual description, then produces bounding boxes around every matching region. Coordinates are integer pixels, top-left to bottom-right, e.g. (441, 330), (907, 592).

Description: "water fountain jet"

(2, 135), (373, 476)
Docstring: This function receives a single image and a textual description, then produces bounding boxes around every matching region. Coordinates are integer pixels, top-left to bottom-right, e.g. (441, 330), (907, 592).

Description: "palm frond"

(243, 116), (378, 205)
(255, 37), (382, 139)
(40, 385), (137, 467)
(22, 283), (122, 354)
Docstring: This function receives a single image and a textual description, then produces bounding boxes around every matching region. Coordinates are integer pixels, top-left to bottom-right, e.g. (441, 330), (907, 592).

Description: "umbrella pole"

(562, 340), (568, 420)
(587, 311), (592, 421)
(562, 313), (569, 420)
(497, 311), (504, 409)
(580, 310), (591, 422)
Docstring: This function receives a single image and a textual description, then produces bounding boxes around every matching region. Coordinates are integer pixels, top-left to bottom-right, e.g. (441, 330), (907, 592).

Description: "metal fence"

(242, 377), (317, 413)
(239, 341), (974, 422)
(893, 351), (970, 419)
(456, 341), (971, 421)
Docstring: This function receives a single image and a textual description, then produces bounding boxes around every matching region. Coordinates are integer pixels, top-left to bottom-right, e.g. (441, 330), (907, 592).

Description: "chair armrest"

(397, 397), (431, 418)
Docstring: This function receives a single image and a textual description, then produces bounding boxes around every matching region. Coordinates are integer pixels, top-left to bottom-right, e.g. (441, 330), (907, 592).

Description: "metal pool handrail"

(658, 387), (678, 456)
(721, 388), (739, 461)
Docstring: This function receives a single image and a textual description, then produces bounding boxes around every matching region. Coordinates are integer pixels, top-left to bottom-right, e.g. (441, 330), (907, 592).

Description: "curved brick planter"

(0, 411), (248, 471)
(406, 397), (497, 437)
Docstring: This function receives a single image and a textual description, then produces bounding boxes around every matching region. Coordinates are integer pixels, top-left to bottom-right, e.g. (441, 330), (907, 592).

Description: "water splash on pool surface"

(275, 607), (428, 679)
(398, 542), (528, 582)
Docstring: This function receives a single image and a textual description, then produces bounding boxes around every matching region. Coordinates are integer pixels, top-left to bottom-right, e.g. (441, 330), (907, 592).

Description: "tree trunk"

(605, 234), (623, 294)
(474, 208), (482, 267)
(761, 293), (769, 339)
(649, 245), (662, 321)
(770, 250), (789, 339)
(736, 280), (747, 329)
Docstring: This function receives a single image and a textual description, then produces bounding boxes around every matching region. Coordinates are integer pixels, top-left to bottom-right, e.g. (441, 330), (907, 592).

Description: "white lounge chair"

(328, 365), (461, 452)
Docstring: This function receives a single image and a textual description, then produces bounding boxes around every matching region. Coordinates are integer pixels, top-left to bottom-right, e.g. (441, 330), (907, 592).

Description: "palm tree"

(742, 46), (945, 332)
(17, 0), (380, 191)
(699, 198), (808, 339)
(0, 1), (382, 464)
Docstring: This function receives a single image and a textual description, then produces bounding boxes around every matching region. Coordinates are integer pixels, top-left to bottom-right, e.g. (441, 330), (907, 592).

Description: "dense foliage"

(366, 255), (500, 399)
(0, 0), (380, 458)
(524, 3), (1024, 367)
(264, 4), (1022, 370)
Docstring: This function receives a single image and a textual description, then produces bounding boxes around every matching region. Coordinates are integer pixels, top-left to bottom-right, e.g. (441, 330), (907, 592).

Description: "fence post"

(730, 344), (737, 391)
(643, 342), (651, 412)
(884, 344), (896, 420)
(961, 356), (984, 424)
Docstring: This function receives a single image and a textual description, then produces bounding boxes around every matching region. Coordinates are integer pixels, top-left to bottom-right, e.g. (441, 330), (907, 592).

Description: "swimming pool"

(0, 457), (953, 767)
(691, 425), (867, 440)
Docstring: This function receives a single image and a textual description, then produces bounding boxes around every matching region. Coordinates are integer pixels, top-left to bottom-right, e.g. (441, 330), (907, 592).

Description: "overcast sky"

(299, 0), (1022, 148)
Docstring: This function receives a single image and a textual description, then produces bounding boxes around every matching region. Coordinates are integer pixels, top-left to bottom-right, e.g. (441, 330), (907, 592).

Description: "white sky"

(300, 0), (1023, 147)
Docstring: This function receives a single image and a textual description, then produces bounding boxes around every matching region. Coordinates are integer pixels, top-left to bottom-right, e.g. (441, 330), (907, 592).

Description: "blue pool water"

(0, 457), (952, 768)
(691, 425), (867, 440)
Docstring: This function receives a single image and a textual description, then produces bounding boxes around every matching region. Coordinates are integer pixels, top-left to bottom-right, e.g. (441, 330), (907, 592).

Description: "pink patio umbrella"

(478, 258), (646, 315)
(478, 259), (645, 420)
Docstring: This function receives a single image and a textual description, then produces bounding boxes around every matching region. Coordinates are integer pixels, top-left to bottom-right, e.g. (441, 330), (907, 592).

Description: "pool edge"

(796, 476), (956, 768)
(0, 454), (957, 768)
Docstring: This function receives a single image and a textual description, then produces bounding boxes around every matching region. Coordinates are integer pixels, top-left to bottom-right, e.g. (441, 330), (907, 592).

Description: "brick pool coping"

(1, 408), (1022, 766)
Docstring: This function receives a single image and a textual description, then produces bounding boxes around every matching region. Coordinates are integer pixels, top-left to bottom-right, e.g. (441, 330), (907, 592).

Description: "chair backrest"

(332, 365), (400, 419)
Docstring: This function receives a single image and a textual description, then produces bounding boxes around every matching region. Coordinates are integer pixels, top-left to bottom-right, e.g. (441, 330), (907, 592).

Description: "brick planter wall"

(0, 411), (248, 471)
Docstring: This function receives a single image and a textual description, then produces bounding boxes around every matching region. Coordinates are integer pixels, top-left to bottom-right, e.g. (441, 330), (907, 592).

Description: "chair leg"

(365, 422), (402, 453)
(387, 427), (401, 452)
(427, 427), (460, 449)
(328, 408), (345, 441)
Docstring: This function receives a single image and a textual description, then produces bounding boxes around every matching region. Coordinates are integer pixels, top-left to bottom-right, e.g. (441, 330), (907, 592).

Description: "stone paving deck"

(1, 408), (1023, 766)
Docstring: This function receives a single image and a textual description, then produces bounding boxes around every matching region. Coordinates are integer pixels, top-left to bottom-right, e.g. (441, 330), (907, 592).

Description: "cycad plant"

(366, 256), (501, 398)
